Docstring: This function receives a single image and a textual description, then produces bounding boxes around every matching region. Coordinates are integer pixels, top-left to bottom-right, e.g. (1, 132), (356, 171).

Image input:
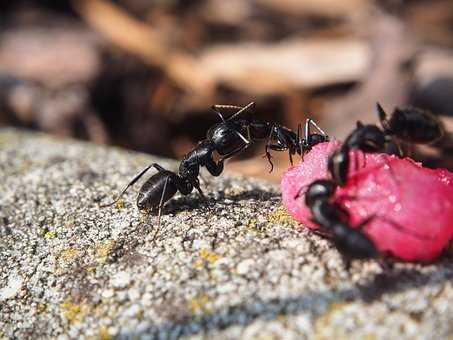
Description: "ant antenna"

(210, 106), (227, 122)
(264, 126), (276, 173)
(297, 122), (301, 143)
(151, 176), (170, 242)
(210, 102), (256, 122)
(225, 102), (256, 122)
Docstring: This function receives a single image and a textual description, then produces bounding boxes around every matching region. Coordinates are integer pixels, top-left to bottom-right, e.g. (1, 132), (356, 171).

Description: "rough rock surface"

(1, 128), (453, 339)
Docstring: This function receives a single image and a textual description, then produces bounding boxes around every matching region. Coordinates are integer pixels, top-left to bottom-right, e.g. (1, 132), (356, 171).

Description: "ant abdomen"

(392, 107), (443, 144)
(378, 104), (444, 144)
(136, 172), (179, 210)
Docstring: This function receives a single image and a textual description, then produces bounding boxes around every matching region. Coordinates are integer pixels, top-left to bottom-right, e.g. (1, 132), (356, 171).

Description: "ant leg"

(264, 143), (290, 172)
(192, 180), (206, 201)
(304, 119), (310, 141)
(150, 163), (167, 172)
(302, 118), (328, 145)
(264, 126), (278, 172)
(246, 124), (252, 141)
(297, 122), (302, 144)
(294, 184), (309, 199)
(210, 109), (226, 122)
(151, 176), (169, 242)
(297, 123), (307, 161)
(311, 227), (333, 239)
(99, 163), (164, 207)
(235, 129), (250, 145)
(378, 258), (394, 274)
(293, 182), (333, 200)
(205, 158), (224, 177)
(264, 147), (274, 173)
(341, 255), (352, 272)
(395, 141), (405, 157)
(355, 215), (376, 232)
(264, 132), (274, 171)
(297, 122), (301, 141)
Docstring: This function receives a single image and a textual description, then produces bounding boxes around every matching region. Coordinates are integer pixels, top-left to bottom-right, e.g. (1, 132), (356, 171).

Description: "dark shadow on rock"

(122, 263), (453, 338)
(154, 188), (280, 216)
(356, 262), (452, 302)
(224, 189), (281, 202)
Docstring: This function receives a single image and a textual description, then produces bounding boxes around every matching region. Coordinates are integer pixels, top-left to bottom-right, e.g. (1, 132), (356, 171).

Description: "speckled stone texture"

(1, 128), (453, 339)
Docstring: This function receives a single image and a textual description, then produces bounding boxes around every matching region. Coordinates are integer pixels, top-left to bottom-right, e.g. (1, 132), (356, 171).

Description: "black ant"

(100, 124), (249, 238)
(296, 178), (434, 269)
(328, 103), (444, 186)
(296, 179), (378, 268)
(208, 102), (329, 172)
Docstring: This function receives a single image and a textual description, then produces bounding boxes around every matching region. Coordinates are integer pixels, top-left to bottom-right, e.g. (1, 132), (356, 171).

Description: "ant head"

(362, 126), (386, 151)
(303, 133), (329, 151)
(347, 124), (386, 152)
(137, 191), (151, 210)
(304, 179), (336, 207)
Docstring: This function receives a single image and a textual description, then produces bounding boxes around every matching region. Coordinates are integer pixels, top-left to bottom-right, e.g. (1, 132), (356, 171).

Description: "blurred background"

(1, 0), (453, 182)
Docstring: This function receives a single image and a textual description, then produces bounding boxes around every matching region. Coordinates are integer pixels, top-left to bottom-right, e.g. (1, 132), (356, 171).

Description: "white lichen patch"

(0, 273), (23, 301)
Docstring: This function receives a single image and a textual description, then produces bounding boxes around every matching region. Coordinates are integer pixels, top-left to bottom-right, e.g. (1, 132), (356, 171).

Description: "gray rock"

(1, 128), (453, 339)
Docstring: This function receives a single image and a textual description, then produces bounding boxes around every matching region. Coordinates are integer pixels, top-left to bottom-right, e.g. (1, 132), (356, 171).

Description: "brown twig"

(72, 0), (213, 96)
